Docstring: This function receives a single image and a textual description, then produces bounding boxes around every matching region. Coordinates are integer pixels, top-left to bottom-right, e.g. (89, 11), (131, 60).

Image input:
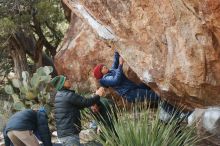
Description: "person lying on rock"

(51, 75), (104, 146)
(3, 108), (52, 146)
(93, 51), (160, 103)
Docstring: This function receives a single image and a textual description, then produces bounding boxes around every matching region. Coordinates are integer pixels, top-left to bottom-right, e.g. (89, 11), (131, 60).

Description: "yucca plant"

(92, 103), (199, 146)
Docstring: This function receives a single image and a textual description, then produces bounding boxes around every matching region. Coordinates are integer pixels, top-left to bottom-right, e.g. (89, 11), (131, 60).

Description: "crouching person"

(3, 109), (52, 146)
(53, 75), (104, 146)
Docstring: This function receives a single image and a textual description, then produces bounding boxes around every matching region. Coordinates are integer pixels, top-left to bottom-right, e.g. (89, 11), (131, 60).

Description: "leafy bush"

(4, 66), (54, 111)
(93, 105), (199, 146)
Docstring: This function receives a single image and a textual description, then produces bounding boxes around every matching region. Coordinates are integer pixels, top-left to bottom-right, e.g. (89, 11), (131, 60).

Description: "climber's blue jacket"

(100, 52), (141, 97)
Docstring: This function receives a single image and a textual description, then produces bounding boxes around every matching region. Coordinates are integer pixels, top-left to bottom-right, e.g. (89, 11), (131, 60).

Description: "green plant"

(92, 105), (199, 146)
(4, 66), (53, 111)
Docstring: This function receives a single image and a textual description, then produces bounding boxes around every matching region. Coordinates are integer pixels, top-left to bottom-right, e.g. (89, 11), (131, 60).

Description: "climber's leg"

(124, 88), (160, 103)
(159, 101), (192, 123)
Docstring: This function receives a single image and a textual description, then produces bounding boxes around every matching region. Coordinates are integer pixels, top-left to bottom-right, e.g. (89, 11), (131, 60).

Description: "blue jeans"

(124, 88), (160, 103)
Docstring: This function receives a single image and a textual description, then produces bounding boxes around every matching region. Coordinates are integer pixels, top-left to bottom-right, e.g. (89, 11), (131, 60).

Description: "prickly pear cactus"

(4, 66), (54, 111)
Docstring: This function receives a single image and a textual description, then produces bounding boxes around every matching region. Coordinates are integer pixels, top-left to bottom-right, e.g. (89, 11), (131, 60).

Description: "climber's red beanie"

(93, 64), (104, 80)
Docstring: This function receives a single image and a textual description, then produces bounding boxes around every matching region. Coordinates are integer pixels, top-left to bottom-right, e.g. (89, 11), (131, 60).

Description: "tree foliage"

(0, 0), (67, 96)
(0, 0), (67, 56)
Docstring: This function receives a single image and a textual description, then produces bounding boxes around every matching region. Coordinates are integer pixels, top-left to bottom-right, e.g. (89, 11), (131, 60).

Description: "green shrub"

(4, 66), (54, 111)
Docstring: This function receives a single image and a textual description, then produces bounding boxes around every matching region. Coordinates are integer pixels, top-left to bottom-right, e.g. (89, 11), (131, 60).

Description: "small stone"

(80, 129), (96, 143)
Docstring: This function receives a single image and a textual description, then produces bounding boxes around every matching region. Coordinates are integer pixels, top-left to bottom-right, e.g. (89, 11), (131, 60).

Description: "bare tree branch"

(32, 12), (56, 56)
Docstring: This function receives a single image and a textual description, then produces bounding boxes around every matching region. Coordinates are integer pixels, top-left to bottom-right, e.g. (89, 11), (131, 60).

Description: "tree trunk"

(9, 35), (29, 79)
(32, 14), (56, 57)
(34, 38), (44, 68)
(9, 31), (58, 78)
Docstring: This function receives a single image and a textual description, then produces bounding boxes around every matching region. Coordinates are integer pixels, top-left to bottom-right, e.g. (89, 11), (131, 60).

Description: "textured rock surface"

(55, 2), (141, 105)
(56, 0), (220, 110)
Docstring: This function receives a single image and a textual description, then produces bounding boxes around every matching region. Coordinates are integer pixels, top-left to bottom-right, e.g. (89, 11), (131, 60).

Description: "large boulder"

(55, 2), (140, 105)
(55, 0), (220, 110)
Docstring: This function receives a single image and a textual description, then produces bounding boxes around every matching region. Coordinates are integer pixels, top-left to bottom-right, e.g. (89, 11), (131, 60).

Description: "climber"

(93, 51), (192, 123)
(3, 108), (52, 146)
(93, 51), (160, 103)
(52, 75), (104, 146)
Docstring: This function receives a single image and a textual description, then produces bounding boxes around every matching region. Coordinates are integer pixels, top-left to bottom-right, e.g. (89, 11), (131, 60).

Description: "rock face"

(56, 0), (220, 110)
(55, 1), (141, 104)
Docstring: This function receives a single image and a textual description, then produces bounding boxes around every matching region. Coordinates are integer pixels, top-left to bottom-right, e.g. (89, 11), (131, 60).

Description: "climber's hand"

(95, 87), (105, 97)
